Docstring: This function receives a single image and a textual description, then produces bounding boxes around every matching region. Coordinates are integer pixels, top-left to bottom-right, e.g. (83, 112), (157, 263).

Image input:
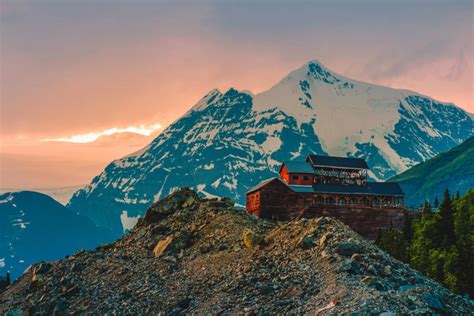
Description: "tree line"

(377, 189), (473, 297)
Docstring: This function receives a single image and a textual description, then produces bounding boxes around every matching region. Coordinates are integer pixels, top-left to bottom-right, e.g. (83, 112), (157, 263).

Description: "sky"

(0, 0), (473, 188)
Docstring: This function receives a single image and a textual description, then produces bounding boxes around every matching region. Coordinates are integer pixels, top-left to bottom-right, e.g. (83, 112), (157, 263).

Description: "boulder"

(319, 232), (331, 247)
(298, 235), (316, 250)
(143, 188), (200, 224)
(334, 241), (361, 257)
(153, 236), (173, 257)
(361, 276), (385, 291)
(242, 229), (263, 248)
(220, 197), (235, 207)
(34, 263), (52, 275)
(340, 259), (361, 274)
(422, 293), (445, 310)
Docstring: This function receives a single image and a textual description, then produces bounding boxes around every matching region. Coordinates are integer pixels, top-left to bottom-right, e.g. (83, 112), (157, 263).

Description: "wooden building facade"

(246, 155), (406, 240)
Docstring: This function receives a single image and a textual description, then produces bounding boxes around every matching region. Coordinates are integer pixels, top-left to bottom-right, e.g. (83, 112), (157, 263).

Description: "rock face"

(2, 189), (472, 314)
(67, 60), (473, 236)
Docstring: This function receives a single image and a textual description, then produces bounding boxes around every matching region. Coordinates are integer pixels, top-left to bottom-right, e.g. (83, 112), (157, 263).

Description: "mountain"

(68, 60), (473, 235)
(390, 137), (474, 207)
(2, 189), (472, 314)
(0, 185), (85, 206)
(0, 191), (113, 279)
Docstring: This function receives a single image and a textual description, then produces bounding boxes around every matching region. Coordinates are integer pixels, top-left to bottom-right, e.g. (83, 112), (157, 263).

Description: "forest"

(377, 189), (473, 297)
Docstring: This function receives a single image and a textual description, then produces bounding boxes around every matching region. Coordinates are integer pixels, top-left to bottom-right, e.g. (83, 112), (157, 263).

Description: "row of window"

(291, 175), (311, 181)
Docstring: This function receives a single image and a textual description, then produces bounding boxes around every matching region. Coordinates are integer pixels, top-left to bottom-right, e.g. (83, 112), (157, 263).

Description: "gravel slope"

(1, 189), (472, 314)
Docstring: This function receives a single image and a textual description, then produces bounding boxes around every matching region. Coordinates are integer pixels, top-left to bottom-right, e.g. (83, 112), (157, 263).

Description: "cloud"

(42, 123), (162, 143)
(360, 39), (455, 81)
(445, 47), (471, 81)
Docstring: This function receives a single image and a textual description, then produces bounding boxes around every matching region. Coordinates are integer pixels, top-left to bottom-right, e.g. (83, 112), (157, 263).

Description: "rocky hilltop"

(2, 189), (472, 314)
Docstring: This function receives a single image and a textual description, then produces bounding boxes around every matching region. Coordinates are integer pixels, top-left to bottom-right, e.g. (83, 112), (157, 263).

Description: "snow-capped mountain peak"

(68, 59), (473, 236)
(189, 88), (223, 113)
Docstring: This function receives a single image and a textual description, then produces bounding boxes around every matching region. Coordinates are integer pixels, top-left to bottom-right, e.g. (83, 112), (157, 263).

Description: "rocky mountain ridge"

(2, 189), (472, 314)
(68, 60), (473, 235)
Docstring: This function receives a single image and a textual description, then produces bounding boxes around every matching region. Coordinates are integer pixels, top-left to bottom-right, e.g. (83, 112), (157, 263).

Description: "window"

(303, 176), (310, 181)
(292, 175), (299, 180)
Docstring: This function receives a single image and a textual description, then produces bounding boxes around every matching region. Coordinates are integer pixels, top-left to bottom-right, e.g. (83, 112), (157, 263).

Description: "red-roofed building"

(246, 154), (406, 240)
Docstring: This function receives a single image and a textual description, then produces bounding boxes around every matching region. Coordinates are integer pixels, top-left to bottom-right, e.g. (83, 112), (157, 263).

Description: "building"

(246, 155), (405, 239)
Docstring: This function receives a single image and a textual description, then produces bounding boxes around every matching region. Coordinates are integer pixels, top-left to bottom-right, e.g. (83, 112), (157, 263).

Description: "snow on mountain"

(67, 60), (473, 236)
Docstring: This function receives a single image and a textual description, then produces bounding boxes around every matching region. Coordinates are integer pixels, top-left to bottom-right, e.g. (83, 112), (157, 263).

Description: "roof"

(307, 155), (369, 169)
(246, 177), (280, 194)
(247, 177), (404, 196)
(280, 161), (314, 174)
(289, 182), (404, 196)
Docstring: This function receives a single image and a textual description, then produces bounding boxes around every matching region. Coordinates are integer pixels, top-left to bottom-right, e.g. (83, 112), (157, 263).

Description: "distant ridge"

(390, 137), (474, 206)
(0, 185), (85, 206)
(0, 191), (113, 279)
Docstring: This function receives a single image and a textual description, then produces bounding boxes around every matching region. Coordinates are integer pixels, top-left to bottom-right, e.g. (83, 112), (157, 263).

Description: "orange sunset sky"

(0, 0), (473, 189)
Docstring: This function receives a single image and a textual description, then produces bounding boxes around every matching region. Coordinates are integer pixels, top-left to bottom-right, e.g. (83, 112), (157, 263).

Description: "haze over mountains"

(0, 131), (157, 189)
(66, 60), (473, 236)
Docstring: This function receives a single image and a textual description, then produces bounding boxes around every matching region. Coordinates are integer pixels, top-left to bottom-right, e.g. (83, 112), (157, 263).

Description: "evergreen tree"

(439, 189), (456, 248)
(378, 189), (473, 297)
(410, 216), (437, 273)
(377, 226), (407, 262)
(402, 209), (413, 243)
(455, 190), (460, 200)
(453, 190), (474, 296)
(434, 196), (439, 208)
(422, 200), (432, 218)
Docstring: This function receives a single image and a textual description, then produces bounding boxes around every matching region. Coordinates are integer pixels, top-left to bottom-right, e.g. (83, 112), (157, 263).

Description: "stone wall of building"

(253, 183), (405, 240)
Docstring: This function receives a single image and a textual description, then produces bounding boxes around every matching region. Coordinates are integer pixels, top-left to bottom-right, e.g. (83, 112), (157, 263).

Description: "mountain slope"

(0, 191), (113, 279)
(68, 60), (473, 235)
(2, 189), (472, 314)
(390, 137), (474, 206)
(0, 185), (85, 206)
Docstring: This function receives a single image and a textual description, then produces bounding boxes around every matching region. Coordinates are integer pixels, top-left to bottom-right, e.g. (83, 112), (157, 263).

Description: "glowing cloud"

(43, 123), (162, 143)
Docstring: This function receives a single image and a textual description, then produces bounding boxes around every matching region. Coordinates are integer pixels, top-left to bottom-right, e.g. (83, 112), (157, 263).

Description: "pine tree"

(410, 217), (434, 273)
(381, 190), (473, 297)
(422, 200), (432, 217)
(453, 190), (474, 296)
(439, 189), (456, 248)
(434, 196), (439, 208)
(378, 226), (406, 261)
(455, 191), (460, 200)
(402, 209), (413, 243)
